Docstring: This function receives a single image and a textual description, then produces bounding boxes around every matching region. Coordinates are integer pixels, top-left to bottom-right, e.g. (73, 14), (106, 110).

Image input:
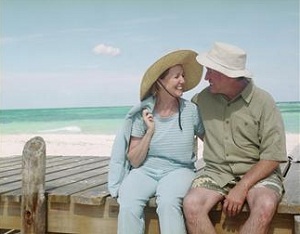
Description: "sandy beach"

(0, 133), (299, 159)
(0, 134), (116, 157)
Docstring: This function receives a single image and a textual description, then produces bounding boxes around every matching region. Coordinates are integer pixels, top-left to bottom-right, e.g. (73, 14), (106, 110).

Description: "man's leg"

(240, 186), (280, 234)
(183, 187), (223, 234)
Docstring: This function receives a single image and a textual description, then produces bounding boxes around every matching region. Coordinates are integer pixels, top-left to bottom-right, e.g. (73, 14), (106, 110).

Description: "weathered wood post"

(21, 136), (46, 234)
(295, 215), (300, 234)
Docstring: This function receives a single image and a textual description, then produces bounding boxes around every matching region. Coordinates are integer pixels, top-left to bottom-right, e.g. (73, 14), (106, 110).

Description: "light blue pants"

(117, 167), (195, 234)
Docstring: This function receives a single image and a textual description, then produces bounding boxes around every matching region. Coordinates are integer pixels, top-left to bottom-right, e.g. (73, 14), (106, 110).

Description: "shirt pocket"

(231, 113), (260, 148)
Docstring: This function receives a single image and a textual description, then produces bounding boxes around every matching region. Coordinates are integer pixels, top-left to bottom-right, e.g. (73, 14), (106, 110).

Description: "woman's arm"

(127, 109), (155, 168)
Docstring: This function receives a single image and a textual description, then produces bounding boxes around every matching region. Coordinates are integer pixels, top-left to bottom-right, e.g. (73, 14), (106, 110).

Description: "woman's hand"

(142, 109), (155, 133)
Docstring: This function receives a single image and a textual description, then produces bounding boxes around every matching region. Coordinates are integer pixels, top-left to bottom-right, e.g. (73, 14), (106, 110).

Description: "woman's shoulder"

(180, 98), (198, 112)
(181, 98), (195, 105)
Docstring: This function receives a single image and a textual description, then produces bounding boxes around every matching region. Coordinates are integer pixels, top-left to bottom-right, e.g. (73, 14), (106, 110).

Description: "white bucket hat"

(197, 42), (253, 78)
(140, 50), (203, 101)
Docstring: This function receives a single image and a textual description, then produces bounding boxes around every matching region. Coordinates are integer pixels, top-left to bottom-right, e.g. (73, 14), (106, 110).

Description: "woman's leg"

(156, 168), (195, 234)
(117, 168), (157, 234)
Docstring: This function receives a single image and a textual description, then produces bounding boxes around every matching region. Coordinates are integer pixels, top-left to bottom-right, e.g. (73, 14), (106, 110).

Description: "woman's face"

(159, 64), (185, 97)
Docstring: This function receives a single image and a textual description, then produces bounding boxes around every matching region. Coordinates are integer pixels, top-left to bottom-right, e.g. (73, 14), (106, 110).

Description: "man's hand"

(222, 183), (248, 217)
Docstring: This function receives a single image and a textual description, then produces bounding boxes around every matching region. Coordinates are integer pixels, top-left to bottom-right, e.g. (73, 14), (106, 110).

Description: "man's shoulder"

(191, 88), (210, 101)
(252, 85), (276, 106)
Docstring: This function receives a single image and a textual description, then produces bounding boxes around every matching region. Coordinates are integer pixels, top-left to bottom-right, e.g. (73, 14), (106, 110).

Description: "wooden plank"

(0, 167), (22, 180)
(0, 156), (108, 182)
(0, 156), (21, 168)
(0, 201), (21, 230)
(45, 157), (109, 177)
(0, 156), (84, 186)
(0, 155), (68, 182)
(0, 229), (21, 234)
(70, 184), (110, 205)
(0, 157), (110, 203)
(47, 169), (108, 203)
(0, 181), (22, 199)
(210, 210), (294, 234)
(47, 200), (120, 234)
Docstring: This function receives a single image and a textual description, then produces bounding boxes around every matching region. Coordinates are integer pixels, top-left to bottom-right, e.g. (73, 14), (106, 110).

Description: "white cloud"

(92, 44), (121, 56)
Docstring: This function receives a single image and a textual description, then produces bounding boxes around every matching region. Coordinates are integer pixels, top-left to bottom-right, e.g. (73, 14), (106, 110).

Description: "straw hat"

(197, 42), (252, 78)
(140, 50), (203, 100)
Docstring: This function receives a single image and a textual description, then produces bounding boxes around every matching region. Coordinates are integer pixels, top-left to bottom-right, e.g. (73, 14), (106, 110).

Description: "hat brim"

(197, 52), (253, 78)
(140, 50), (203, 100)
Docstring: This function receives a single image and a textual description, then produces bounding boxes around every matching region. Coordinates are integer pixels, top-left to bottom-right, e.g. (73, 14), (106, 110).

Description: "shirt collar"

(240, 79), (255, 104)
(219, 78), (255, 104)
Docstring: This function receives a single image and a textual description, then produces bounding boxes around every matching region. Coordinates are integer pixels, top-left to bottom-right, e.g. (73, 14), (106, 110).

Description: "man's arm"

(222, 159), (280, 216)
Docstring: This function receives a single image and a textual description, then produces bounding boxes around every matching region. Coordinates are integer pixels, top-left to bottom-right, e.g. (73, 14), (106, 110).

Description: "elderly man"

(183, 42), (287, 234)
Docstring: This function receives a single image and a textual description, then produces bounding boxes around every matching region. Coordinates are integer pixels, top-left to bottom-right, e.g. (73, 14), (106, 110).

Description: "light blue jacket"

(108, 96), (156, 198)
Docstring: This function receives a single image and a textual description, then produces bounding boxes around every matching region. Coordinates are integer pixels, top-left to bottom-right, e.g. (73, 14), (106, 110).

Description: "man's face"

(204, 68), (234, 95)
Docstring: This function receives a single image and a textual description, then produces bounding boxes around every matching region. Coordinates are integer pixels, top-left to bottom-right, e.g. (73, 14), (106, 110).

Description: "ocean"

(0, 102), (299, 135)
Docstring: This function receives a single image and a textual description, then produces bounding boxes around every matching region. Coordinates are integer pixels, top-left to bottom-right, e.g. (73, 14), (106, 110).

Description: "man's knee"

(254, 197), (278, 217)
(183, 192), (194, 207)
(248, 188), (279, 222)
(183, 190), (200, 217)
(183, 188), (218, 216)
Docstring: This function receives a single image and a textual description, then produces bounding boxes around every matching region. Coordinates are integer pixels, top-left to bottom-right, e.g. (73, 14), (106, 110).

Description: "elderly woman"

(108, 50), (204, 234)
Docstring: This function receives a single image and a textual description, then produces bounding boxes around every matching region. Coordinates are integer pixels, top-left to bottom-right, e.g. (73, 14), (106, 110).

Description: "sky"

(1, 0), (299, 109)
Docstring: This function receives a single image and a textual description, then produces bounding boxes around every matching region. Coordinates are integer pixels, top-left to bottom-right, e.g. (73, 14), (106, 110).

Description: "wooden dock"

(0, 150), (300, 233)
(0, 155), (117, 233)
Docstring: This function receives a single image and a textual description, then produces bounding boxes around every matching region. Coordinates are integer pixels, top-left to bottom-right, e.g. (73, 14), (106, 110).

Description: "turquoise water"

(276, 102), (300, 134)
(0, 102), (299, 134)
(0, 106), (131, 135)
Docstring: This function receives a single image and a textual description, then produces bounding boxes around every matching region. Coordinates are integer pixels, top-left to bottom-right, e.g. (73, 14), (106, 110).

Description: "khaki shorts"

(191, 173), (284, 198)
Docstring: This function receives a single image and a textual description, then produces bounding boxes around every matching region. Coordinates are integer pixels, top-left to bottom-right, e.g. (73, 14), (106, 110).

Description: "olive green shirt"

(192, 80), (287, 187)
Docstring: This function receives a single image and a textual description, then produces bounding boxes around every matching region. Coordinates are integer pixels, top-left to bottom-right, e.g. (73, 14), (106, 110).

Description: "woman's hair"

(150, 65), (183, 130)
(150, 68), (170, 96)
